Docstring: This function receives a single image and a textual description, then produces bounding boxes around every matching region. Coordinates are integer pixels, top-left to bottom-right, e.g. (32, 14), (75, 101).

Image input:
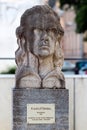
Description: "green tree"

(74, 0), (87, 41)
(75, 4), (87, 33)
(60, 0), (87, 37)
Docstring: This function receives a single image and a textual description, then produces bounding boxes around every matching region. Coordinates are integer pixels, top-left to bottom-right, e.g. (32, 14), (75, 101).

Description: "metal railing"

(0, 57), (87, 61)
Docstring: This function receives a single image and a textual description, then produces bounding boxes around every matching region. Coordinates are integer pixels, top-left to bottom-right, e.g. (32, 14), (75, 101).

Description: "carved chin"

(38, 49), (51, 57)
(38, 49), (53, 57)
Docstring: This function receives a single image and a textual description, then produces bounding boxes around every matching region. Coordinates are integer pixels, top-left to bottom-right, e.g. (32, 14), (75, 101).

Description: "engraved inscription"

(27, 104), (55, 124)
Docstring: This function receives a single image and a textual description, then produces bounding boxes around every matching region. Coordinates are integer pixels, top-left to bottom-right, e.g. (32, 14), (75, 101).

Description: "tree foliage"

(75, 5), (87, 33)
(60, 0), (87, 33)
(1, 66), (16, 74)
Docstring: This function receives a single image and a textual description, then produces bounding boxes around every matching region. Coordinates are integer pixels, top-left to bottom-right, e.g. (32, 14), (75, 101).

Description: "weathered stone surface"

(15, 5), (65, 88)
(13, 88), (69, 130)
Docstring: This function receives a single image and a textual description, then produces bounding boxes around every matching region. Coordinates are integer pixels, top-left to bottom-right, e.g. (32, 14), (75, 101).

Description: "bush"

(0, 66), (16, 74)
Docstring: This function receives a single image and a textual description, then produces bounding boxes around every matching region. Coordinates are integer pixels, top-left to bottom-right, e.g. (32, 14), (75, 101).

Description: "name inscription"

(27, 104), (55, 124)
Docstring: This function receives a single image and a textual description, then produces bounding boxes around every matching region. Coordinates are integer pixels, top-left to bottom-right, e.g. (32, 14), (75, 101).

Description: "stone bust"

(15, 5), (65, 88)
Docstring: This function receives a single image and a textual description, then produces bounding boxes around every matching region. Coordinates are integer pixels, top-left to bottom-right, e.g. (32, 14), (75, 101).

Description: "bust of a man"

(15, 5), (65, 88)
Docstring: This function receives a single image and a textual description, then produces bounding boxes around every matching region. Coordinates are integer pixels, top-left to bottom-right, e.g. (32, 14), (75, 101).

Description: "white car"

(62, 61), (75, 71)
(62, 61), (75, 75)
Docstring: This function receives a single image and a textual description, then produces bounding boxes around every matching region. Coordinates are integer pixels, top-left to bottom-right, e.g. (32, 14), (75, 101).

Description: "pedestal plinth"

(13, 88), (69, 130)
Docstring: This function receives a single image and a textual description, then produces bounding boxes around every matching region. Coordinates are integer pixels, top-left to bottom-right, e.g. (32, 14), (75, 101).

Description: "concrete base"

(13, 88), (69, 130)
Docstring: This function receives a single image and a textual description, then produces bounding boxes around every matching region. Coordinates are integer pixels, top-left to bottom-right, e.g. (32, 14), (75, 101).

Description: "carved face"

(33, 28), (57, 57)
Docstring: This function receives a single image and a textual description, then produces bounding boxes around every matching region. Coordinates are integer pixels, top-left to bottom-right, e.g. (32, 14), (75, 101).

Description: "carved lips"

(39, 40), (49, 50)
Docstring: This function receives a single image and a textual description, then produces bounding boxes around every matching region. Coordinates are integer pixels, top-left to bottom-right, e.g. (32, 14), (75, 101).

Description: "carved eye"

(38, 28), (43, 32)
(46, 29), (50, 33)
(51, 28), (57, 34)
(33, 28), (42, 34)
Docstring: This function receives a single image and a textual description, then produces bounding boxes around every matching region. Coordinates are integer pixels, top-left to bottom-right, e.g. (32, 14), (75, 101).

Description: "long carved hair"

(15, 5), (64, 70)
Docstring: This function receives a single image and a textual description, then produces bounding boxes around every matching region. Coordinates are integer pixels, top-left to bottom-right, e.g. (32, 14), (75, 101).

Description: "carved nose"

(41, 31), (48, 41)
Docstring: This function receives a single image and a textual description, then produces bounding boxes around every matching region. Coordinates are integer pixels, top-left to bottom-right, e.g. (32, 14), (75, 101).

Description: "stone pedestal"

(13, 89), (69, 130)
